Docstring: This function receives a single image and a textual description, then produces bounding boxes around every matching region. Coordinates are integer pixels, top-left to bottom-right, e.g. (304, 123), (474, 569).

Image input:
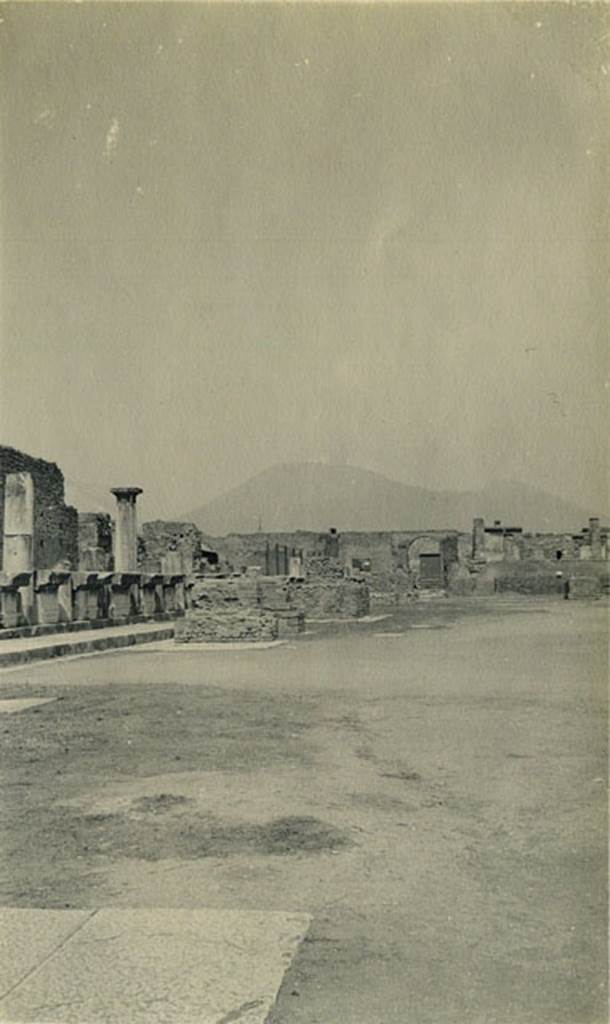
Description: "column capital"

(110, 487), (143, 502)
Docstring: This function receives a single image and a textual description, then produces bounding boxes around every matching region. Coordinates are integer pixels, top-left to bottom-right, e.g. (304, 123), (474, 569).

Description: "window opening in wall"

(556, 551), (563, 561)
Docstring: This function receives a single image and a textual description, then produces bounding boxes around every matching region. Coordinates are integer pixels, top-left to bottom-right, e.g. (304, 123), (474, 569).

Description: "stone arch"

(407, 536), (441, 572)
(407, 536), (445, 588)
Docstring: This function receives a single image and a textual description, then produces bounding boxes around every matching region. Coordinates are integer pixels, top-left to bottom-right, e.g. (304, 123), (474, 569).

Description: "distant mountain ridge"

(184, 462), (604, 536)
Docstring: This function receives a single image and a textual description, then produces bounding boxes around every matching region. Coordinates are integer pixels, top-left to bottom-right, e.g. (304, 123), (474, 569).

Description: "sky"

(0, 1), (608, 521)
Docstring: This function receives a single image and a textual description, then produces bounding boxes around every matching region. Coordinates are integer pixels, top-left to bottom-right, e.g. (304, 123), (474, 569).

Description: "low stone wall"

(175, 608), (278, 643)
(465, 559), (609, 598)
(173, 571), (368, 643)
(176, 575), (284, 643)
(290, 578), (370, 618)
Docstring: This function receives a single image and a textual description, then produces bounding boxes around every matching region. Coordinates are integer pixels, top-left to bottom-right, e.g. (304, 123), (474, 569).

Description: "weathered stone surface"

(111, 488), (142, 573)
(78, 512), (113, 571)
(289, 578), (370, 618)
(0, 447), (78, 572)
(175, 608), (279, 643)
(139, 520), (218, 574)
(0, 907), (310, 1024)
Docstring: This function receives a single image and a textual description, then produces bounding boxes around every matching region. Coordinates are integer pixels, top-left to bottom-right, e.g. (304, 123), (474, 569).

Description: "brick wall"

(0, 446), (78, 570)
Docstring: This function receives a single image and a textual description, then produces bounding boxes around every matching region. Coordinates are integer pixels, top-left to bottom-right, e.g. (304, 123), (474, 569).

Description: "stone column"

(3, 472), (34, 574)
(326, 528), (339, 558)
(472, 518), (485, 561)
(110, 487), (142, 572)
(589, 518), (602, 560)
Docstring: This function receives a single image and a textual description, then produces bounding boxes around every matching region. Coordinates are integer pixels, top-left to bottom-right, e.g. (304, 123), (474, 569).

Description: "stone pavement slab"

(0, 910), (94, 998)
(0, 907), (311, 1024)
(0, 699), (57, 715)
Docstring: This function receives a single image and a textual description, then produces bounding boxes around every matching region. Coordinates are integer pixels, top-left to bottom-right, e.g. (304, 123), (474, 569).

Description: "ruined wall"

(175, 576), (278, 643)
(473, 559), (610, 596)
(216, 529), (462, 592)
(78, 513), (113, 570)
(139, 521), (217, 574)
(0, 447), (78, 570)
(471, 519), (608, 564)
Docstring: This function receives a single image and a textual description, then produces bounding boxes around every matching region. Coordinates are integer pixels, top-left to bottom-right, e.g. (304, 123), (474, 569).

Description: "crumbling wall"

(176, 608), (278, 643)
(78, 512), (113, 570)
(216, 529), (462, 594)
(139, 521), (217, 573)
(290, 577), (370, 617)
(175, 576), (278, 642)
(0, 446), (78, 570)
(475, 559), (609, 596)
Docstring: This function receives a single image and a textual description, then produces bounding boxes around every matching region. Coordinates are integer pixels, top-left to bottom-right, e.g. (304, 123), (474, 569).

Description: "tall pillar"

(110, 487), (142, 572)
(2, 472), (34, 574)
(472, 517), (485, 561)
(589, 517), (602, 560)
(326, 528), (339, 558)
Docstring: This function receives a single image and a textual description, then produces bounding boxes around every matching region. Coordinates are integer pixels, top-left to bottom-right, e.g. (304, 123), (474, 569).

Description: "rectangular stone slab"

(0, 909), (94, 998)
(0, 907), (310, 1023)
(0, 698), (57, 715)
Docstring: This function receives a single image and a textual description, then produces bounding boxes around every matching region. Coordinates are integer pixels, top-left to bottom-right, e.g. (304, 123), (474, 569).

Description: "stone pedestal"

(110, 487), (142, 573)
(2, 473), (34, 575)
(0, 574), (21, 628)
(72, 572), (103, 622)
(173, 576), (186, 614)
(162, 575), (177, 613)
(34, 571), (72, 625)
(0, 571), (35, 627)
(110, 573), (140, 620)
(141, 574), (163, 616)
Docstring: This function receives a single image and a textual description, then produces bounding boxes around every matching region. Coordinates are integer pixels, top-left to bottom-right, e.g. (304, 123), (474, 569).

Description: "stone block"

(0, 575), (21, 628)
(2, 534), (33, 576)
(3, 471), (34, 535)
(34, 571), (71, 625)
(110, 573), (141, 620)
(141, 574), (164, 616)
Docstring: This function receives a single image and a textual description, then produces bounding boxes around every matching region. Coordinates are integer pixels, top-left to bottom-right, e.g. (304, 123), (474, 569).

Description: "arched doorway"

(407, 536), (444, 589)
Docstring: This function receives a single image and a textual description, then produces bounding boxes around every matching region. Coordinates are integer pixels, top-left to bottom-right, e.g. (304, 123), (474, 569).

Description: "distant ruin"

(0, 445), (608, 637)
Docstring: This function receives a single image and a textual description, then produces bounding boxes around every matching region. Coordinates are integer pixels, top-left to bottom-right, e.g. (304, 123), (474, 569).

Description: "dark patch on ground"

(0, 681), (323, 904)
(380, 769), (421, 782)
(0, 682), (315, 784)
(131, 793), (192, 813)
(3, 805), (351, 872)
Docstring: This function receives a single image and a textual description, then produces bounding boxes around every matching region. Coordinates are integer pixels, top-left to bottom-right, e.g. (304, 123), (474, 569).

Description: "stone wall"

(139, 520), (217, 574)
(214, 529), (464, 593)
(0, 447), (78, 570)
(472, 559), (610, 597)
(471, 518), (608, 564)
(290, 578), (370, 617)
(175, 576), (279, 643)
(78, 513), (113, 571)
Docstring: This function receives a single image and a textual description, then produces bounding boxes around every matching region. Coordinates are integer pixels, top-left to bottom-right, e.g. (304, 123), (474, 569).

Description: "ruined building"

(0, 446), (78, 571)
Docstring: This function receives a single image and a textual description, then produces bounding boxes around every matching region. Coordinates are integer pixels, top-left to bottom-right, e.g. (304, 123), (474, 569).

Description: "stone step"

(0, 622), (175, 669)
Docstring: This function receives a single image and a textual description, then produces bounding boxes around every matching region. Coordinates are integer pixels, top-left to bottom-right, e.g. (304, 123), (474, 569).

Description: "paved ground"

(0, 596), (607, 1023)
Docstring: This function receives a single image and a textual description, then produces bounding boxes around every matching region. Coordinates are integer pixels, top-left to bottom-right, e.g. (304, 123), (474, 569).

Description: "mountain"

(184, 462), (604, 535)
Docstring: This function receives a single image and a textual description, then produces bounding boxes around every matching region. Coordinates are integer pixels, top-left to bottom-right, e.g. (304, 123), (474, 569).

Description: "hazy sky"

(1, 2), (607, 521)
